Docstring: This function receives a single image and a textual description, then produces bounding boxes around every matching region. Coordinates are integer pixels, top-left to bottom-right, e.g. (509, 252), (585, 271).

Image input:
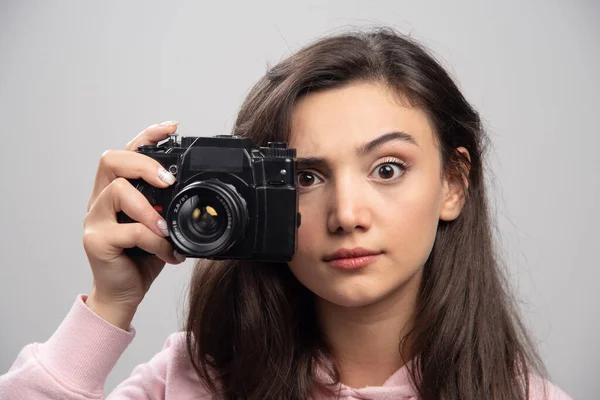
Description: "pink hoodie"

(0, 294), (572, 399)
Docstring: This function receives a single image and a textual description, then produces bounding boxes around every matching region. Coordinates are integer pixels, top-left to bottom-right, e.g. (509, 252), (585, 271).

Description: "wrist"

(85, 292), (137, 331)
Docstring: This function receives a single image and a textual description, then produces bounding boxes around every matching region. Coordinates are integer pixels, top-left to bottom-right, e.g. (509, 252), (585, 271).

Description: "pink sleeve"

(0, 294), (139, 399)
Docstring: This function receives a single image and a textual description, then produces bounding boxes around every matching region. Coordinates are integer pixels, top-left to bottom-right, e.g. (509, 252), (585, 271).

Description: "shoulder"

(528, 374), (573, 400)
(160, 330), (188, 352)
(155, 331), (197, 376)
(112, 331), (215, 399)
(157, 331), (219, 397)
(134, 331), (189, 370)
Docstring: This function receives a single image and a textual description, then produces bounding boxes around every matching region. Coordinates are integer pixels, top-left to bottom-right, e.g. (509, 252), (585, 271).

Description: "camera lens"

(180, 197), (226, 241)
(167, 180), (248, 256)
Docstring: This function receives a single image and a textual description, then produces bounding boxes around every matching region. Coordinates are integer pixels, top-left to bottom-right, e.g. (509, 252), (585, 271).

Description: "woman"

(0, 28), (572, 399)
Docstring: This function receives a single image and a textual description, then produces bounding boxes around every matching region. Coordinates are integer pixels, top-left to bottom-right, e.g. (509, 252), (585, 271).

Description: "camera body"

(118, 134), (300, 262)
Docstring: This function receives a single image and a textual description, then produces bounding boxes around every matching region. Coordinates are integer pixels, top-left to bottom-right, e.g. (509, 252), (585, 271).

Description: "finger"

(88, 150), (176, 211)
(111, 223), (181, 265)
(125, 121), (179, 152)
(86, 222), (182, 265)
(88, 177), (168, 239)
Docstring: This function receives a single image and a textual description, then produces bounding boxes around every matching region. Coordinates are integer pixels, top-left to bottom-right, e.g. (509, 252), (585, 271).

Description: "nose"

(327, 175), (372, 234)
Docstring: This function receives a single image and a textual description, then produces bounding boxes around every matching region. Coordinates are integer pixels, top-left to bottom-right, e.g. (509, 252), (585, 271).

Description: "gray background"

(1, 1), (597, 398)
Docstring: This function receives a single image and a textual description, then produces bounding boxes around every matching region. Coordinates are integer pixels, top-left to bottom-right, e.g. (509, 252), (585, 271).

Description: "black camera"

(117, 134), (300, 262)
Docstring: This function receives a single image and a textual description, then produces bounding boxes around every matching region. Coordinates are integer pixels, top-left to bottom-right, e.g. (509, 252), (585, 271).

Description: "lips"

(322, 247), (382, 261)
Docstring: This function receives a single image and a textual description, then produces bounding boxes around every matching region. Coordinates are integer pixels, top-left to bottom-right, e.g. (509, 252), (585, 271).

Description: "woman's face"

(287, 81), (464, 308)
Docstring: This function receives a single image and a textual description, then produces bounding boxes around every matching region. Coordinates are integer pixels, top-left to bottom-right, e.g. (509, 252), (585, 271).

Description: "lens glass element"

(179, 194), (228, 243)
(167, 179), (248, 257)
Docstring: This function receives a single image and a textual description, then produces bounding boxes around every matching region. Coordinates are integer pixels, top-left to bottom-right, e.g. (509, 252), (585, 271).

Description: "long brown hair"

(183, 27), (547, 399)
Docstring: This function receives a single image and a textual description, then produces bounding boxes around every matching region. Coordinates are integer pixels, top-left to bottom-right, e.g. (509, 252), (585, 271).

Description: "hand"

(82, 121), (186, 327)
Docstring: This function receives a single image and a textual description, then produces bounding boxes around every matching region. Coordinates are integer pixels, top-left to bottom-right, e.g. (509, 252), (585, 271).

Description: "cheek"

(386, 178), (443, 263)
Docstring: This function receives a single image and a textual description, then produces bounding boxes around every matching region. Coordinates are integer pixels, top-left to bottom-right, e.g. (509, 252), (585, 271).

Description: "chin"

(312, 283), (389, 308)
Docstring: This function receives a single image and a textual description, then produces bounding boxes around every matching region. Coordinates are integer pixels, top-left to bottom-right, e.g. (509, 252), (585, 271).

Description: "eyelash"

(374, 157), (410, 178)
(296, 157), (410, 188)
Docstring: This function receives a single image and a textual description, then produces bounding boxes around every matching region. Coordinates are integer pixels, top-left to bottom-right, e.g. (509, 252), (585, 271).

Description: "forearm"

(0, 294), (136, 399)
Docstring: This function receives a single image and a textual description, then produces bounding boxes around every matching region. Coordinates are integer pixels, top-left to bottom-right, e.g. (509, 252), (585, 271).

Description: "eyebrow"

(295, 131), (418, 169)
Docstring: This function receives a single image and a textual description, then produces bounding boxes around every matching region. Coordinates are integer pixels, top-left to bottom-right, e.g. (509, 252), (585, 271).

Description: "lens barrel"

(167, 180), (248, 256)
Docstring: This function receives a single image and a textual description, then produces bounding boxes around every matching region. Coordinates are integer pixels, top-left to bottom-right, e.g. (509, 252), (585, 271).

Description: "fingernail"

(158, 167), (176, 185)
(160, 120), (179, 126)
(174, 250), (186, 263)
(157, 219), (169, 236)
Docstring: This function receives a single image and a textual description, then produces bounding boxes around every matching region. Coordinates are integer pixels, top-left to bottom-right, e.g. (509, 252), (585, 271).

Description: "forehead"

(289, 81), (435, 155)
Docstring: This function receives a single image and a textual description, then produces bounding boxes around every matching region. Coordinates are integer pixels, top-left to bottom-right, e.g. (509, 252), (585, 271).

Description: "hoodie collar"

(312, 357), (418, 399)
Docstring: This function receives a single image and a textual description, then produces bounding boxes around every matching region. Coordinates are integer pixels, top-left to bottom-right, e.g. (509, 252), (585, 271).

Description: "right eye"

(296, 171), (323, 188)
